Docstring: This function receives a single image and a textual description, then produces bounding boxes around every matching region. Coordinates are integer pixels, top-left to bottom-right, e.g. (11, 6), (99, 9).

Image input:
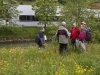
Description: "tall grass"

(0, 42), (99, 75)
(0, 26), (58, 40)
(0, 26), (41, 39)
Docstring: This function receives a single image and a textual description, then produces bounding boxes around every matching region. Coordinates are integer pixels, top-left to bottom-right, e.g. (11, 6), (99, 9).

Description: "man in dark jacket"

(35, 27), (45, 49)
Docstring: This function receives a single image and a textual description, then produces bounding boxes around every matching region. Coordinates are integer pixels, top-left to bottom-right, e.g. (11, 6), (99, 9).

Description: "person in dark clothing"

(35, 27), (45, 49)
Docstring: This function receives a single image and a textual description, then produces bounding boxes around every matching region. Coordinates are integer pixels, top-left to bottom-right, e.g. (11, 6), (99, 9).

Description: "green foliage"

(58, 0), (67, 5)
(17, 0), (35, 5)
(58, 0), (95, 25)
(0, 26), (40, 39)
(92, 29), (100, 43)
(83, 19), (100, 43)
(0, 26), (22, 35)
(16, 0), (36, 2)
(32, 0), (57, 28)
(45, 25), (59, 36)
(0, 0), (18, 26)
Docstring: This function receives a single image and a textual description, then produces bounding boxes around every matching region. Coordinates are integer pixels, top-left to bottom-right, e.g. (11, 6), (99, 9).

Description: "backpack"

(85, 27), (92, 41)
(57, 30), (68, 38)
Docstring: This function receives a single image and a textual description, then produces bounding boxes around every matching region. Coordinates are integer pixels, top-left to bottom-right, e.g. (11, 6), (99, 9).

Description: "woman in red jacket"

(70, 23), (80, 48)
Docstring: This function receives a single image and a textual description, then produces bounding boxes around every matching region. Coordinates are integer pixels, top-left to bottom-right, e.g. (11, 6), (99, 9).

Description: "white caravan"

(14, 5), (60, 26)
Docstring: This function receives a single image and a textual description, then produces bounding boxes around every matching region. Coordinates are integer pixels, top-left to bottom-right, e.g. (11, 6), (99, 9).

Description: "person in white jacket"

(56, 21), (70, 54)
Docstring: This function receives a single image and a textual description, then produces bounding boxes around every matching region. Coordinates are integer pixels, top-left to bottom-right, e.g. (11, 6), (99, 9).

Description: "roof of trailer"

(17, 5), (61, 16)
(17, 5), (35, 15)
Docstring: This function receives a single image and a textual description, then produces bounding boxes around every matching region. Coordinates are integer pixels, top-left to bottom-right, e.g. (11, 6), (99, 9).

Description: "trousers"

(59, 43), (68, 54)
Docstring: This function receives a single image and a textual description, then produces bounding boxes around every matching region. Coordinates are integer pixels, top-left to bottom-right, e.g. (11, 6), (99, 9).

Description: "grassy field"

(0, 41), (100, 75)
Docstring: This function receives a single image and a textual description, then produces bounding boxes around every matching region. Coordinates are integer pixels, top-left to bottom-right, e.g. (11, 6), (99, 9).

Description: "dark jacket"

(35, 30), (45, 45)
(38, 30), (44, 38)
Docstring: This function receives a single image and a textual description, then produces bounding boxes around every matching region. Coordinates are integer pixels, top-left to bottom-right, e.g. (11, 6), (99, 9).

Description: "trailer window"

(19, 15), (39, 21)
(19, 15), (27, 21)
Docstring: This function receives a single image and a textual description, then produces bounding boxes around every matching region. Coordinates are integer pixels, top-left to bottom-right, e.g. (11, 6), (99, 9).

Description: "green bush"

(0, 26), (40, 39)
(45, 25), (59, 36)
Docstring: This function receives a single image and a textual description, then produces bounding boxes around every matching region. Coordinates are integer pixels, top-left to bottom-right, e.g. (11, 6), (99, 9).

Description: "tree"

(59, 0), (95, 26)
(58, 0), (100, 42)
(0, 0), (18, 26)
(32, 0), (57, 28)
(16, 0), (36, 1)
(58, 0), (67, 5)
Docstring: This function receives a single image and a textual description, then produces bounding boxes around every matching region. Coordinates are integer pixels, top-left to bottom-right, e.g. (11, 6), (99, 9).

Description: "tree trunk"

(44, 23), (46, 29)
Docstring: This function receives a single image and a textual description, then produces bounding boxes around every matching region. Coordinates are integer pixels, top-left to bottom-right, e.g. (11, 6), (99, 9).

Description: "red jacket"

(70, 27), (80, 40)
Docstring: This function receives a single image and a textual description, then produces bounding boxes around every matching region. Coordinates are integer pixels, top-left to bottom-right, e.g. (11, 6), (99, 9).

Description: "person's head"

(41, 27), (45, 32)
(72, 23), (76, 27)
(81, 23), (85, 30)
(61, 21), (66, 27)
(81, 21), (86, 29)
(81, 21), (86, 26)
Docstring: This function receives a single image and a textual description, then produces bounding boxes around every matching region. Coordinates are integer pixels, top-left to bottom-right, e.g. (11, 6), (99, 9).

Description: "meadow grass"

(0, 42), (100, 75)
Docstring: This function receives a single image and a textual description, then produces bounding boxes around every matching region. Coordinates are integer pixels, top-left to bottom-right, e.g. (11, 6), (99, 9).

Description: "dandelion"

(24, 65), (26, 68)
(62, 71), (65, 74)
(86, 66), (88, 68)
(84, 69), (86, 72)
(88, 70), (91, 72)
(75, 62), (77, 65)
(62, 64), (65, 67)
(52, 65), (55, 67)
(77, 70), (81, 73)
(81, 70), (84, 73)
(56, 72), (59, 75)
(90, 69), (93, 71)
(77, 66), (80, 69)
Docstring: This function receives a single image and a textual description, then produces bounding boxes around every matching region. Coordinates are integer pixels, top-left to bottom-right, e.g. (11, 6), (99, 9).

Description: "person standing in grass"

(56, 21), (70, 54)
(70, 23), (80, 49)
(81, 22), (92, 43)
(35, 27), (45, 49)
(78, 22), (87, 52)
